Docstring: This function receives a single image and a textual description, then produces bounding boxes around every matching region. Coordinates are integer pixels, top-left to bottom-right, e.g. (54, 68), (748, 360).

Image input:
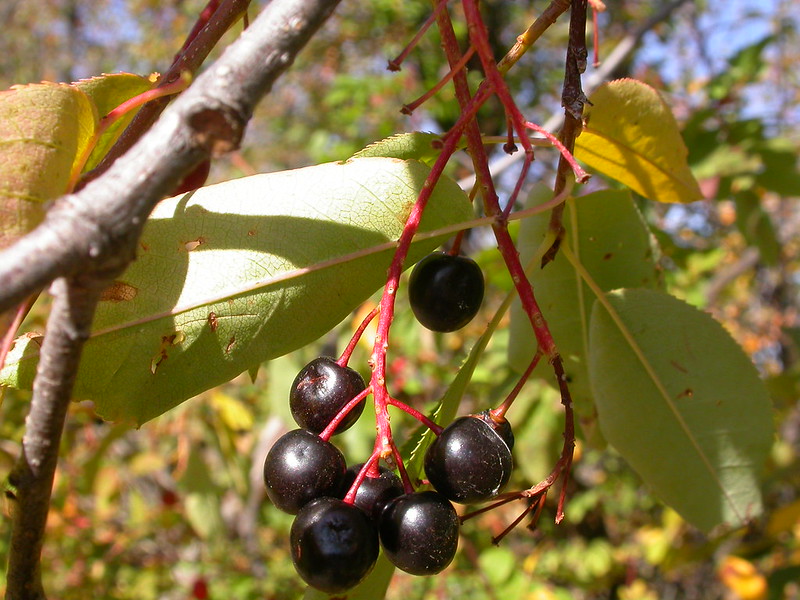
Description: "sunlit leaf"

(1, 158), (473, 425)
(574, 79), (702, 204)
(508, 187), (661, 436)
(73, 73), (153, 172)
(589, 288), (773, 532)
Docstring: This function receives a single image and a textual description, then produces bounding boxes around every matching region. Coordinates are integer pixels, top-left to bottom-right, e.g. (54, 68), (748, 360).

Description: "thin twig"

(78, 0), (252, 187)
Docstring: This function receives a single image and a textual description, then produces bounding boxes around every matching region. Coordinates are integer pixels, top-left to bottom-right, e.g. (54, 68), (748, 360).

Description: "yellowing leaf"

(73, 73), (153, 172)
(0, 82), (96, 248)
(574, 79), (702, 204)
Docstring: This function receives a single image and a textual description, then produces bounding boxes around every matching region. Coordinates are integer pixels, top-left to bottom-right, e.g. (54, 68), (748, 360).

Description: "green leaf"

(1, 158), (473, 425)
(73, 73), (153, 172)
(574, 79), (703, 204)
(508, 187), (661, 434)
(588, 288), (773, 532)
(351, 132), (442, 164)
(0, 82), (96, 248)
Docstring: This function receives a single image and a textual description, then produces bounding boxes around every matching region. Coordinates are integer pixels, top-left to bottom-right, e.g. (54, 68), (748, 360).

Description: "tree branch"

(0, 0), (342, 315)
(80, 0), (252, 187)
(1, 0), (342, 596)
(6, 277), (104, 599)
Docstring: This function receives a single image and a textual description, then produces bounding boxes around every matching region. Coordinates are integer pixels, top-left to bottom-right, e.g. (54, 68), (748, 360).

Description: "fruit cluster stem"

(434, 0), (576, 524)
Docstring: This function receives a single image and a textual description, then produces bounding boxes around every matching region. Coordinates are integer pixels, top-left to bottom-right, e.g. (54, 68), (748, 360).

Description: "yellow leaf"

(574, 79), (702, 204)
(73, 73), (153, 172)
(718, 556), (767, 600)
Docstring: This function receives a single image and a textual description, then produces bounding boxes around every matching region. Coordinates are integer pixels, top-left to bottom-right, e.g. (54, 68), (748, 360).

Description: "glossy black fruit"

(408, 252), (484, 332)
(341, 463), (404, 521)
(379, 491), (460, 575)
(424, 414), (513, 504)
(263, 429), (346, 514)
(291, 497), (379, 593)
(290, 356), (367, 434)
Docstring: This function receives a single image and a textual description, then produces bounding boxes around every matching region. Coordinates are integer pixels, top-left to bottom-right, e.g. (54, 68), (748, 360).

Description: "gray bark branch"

(0, 0), (341, 314)
(2, 0), (341, 597)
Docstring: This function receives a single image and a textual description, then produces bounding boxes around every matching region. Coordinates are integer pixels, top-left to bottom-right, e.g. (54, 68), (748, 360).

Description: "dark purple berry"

(263, 429), (346, 514)
(341, 463), (404, 521)
(475, 410), (515, 450)
(379, 491), (459, 575)
(290, 356), (367, 434)
(291, 497), (379, 593)
(424, 415), (513, 504)
(408, 252), (484, 332)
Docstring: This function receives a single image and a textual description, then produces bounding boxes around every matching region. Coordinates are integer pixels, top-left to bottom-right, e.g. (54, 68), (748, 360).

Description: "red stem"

(449, 230), (466, 255)
(436, 1), (576, 528)
(343, 453), (381, 504)
(387, 397), (443, 435)
(402, 46), (475, 115)
(388, 0), (450, 71)
(0, 295), (37, 373)
(319, 386), (372, 442)
(175, 0), (222, 62)
(338, 306), (379, 367)
(490, 349), (542, 420)
(367, 77), (482, 477)
(525, 121), (588, 182)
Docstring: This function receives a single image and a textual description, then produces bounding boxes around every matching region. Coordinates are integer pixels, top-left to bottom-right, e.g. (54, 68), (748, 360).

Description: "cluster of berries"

(262, 252), (512, 594)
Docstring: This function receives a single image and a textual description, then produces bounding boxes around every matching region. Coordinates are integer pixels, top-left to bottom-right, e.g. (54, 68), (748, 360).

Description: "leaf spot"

(677, 388), (694, 399)
(150, 333), (182, 374)
(602, 252), (613, 260)
(100, 281), (138, 302)
(225, 336), (236, 354)
(183, 236), (206, 252)
(207, 312), (218, 331)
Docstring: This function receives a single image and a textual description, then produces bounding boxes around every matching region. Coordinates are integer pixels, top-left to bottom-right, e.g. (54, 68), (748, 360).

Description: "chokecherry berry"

(424, 414), (513, 504)
(408, 252), (484, 332)
(340, 463), (404, 521)
(290, 356), (367, 434)
(379, 491), (460, 575)
(291, 497), (379, 593)
(263, 429), (346, 514)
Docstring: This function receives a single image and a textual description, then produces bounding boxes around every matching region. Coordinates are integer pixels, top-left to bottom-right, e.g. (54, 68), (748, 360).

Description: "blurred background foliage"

(1, 0), (800, 598)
